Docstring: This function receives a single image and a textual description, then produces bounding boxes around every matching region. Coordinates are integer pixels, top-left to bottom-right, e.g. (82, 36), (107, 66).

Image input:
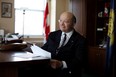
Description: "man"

(19, 11), (86, 77)
(41, 11), (87, 77)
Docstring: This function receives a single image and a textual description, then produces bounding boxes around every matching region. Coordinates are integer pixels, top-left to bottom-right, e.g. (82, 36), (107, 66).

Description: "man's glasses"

(58, 19), (71, 24)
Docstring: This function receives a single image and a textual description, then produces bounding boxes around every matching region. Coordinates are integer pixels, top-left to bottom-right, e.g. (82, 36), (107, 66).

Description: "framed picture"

(1, 2), (12, 18)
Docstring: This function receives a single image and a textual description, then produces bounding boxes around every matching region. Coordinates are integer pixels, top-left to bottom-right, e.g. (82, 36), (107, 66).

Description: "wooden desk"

(0, 51), (50, 77)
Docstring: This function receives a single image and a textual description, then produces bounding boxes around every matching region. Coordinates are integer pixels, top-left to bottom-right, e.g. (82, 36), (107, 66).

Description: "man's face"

(58, 12), (74, 32)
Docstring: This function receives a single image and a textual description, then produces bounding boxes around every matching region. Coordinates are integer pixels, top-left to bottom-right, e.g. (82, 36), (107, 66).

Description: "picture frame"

(1, 2), (12, 18)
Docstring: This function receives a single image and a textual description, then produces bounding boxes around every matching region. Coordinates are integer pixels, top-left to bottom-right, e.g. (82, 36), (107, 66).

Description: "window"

(14, 0), (46, 38)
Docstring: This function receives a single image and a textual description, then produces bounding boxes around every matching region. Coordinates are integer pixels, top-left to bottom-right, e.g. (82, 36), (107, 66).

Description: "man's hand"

(50, 59), (63, 69)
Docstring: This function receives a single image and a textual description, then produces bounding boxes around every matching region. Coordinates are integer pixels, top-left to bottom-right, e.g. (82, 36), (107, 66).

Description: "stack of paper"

(13, 44), (51, 59)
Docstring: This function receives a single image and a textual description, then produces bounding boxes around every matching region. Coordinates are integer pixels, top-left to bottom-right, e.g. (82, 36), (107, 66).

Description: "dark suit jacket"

(41, 30), (87, 77)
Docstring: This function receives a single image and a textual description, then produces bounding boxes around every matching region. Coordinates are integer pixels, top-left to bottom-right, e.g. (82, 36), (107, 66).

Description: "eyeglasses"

(58, 19), (71, 24)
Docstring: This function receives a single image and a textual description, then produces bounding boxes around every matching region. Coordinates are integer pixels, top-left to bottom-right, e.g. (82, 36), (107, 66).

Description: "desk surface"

(0, 50), (50, 66)
(0, 45), (50, 77)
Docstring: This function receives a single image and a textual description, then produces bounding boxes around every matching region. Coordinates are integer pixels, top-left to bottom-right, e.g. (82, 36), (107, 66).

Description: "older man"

(41, 11), (87, 77)
(19, 12), (87, 77)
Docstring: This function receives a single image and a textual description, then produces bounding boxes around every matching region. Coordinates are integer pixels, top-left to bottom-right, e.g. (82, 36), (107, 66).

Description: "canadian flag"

(43, 2), (50, 41)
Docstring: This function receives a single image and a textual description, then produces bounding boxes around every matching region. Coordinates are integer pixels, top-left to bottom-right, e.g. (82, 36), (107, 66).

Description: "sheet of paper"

(13, 52), (41, 58)
(13, 44), (51, 59)
(30, 44), (51, 58)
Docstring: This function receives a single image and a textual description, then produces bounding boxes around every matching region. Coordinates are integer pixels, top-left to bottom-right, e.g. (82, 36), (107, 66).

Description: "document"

(13, 44), (51, 59)
(30, 44), (51, 58)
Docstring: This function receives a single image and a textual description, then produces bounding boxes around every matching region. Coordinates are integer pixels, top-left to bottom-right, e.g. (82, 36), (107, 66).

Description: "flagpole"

(22, 9), (25, 40)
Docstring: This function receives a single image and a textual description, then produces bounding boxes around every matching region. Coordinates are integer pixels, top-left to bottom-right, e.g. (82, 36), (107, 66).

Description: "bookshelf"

(87, 0), (110, 46)
(86, 0), (110, 76)
(96, 0), (110, 46)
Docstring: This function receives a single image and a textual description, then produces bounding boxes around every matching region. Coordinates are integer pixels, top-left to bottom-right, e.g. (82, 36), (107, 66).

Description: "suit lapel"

(55, 30), (62, 48)
(65, 30), (77, 47)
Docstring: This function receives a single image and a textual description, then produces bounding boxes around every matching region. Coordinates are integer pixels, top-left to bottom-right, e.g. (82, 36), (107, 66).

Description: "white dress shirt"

(59, 30), (73, 47)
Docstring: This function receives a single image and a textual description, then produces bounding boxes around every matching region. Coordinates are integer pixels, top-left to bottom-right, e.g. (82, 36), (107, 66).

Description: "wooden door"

(71, 0), (87, 37)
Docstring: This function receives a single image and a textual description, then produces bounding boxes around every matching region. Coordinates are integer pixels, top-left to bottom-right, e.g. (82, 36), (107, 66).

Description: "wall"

(0, 0), (14, 34)
(55, 0), (69, 30)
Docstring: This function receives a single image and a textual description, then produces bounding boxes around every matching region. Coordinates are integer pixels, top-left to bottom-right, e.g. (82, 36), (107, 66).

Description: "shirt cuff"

(62, 61), (67, 68)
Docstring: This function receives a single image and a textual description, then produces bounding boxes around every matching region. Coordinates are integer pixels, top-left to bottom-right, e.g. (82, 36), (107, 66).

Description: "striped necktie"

(56, 33), (67, 55)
